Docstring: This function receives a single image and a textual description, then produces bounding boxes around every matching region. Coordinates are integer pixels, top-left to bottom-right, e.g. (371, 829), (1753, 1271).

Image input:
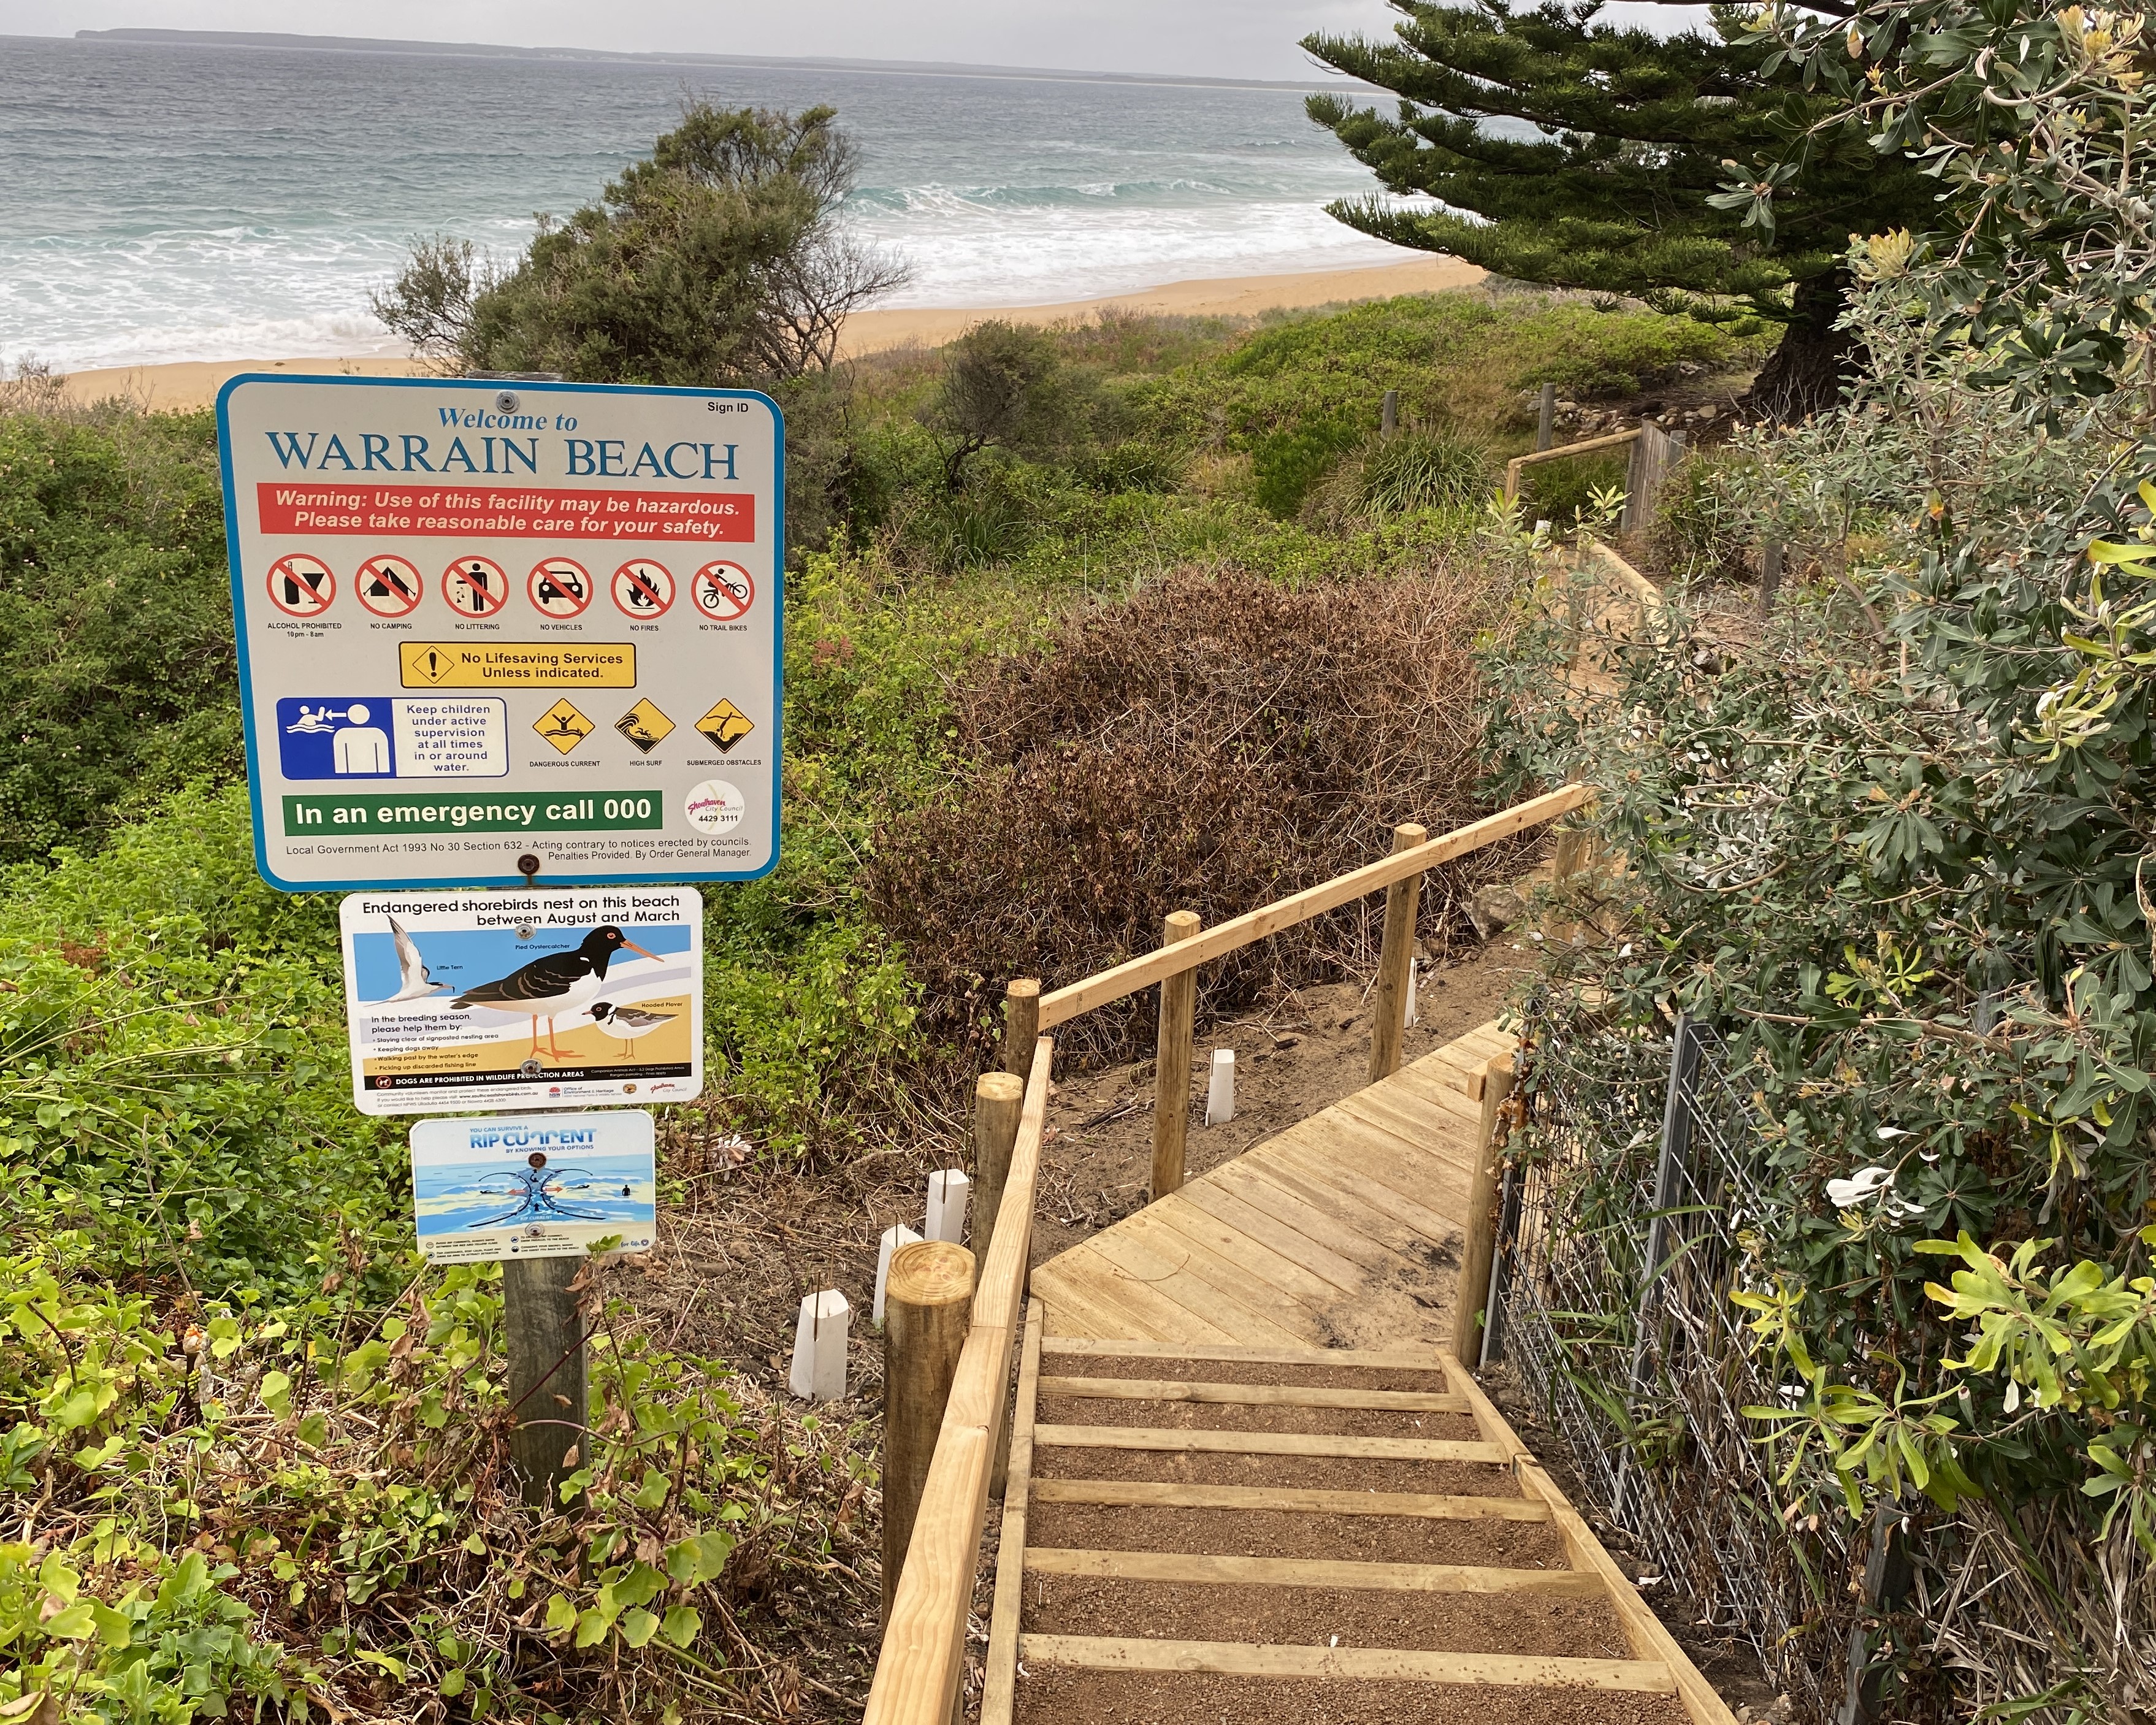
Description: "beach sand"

(55, 254), (1481, 412)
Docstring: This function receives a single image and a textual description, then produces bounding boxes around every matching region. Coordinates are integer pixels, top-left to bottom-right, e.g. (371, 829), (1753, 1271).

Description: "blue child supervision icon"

(278, 697), (396, 778)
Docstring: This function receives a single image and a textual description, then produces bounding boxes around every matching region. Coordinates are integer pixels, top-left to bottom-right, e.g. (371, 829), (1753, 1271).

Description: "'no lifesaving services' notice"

(217, 375), (782, 890)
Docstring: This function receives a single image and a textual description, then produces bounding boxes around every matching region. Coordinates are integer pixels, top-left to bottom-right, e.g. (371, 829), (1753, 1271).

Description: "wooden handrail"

(1503, 427), (1643, 500)
(1036, 784), (1591, 1030)
(1587, 541), (1664, 616)
(864, 1035), (1055, 1725)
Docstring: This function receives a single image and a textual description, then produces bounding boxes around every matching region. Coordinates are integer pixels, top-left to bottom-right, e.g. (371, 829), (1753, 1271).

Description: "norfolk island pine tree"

(1302, 1), (1937, 418)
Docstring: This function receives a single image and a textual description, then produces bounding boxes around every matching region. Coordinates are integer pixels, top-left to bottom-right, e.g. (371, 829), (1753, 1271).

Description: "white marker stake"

(1206, 1048), (1236, 1126)
(789, 1290), (850, 1401)
(925, 1169), (971, 1244)
(873, 1223), (922, 1323)
(1405, 958), (1420, 1028)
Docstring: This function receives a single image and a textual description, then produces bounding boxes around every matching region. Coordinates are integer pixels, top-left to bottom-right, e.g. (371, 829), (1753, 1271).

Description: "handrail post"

(1367, 822), (1428, 1084)
(999, 978), (1041, 1084)
(971, 1072), (1025, 1501)
(1150, 910), (1202, 1201)
(1453, 1054), (1516, 1365)
(881, 1241), (976, 1627)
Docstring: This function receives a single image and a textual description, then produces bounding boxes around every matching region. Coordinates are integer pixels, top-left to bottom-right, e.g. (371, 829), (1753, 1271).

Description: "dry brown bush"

(866, 562), (1536, 1065)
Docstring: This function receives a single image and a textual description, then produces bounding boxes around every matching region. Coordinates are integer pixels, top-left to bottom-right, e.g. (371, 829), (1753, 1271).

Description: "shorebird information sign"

(340, 887), (703, 1116)
(410, 1111), (657, 1263)
(216, 375), (782, 891)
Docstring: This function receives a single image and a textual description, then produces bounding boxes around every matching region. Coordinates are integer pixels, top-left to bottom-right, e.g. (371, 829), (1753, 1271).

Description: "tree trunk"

(1747, 270), (1856, 423)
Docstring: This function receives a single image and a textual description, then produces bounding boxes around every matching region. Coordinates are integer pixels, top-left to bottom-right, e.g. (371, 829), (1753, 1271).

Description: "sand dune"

(55, 254), (1482, 413)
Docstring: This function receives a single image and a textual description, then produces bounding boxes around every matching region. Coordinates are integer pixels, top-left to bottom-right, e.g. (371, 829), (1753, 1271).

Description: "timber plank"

(1032, 1423), (1505, 1464)
(1028, 1478), (1548, 1521)
(1236, 1142), (1439, 1256)
(1336, 1084), (1480, 1155)
(1081, 1214), (1315, 1347)
(1142, 1193), (1345, 1310)
(1383, 1062), (1495, 1129)
(1035, 1375), (1467, 1413)
(1276, 1119), (1475, 1229)
(1036, 1337), (1439, 1369)
(1030, 1258), (1227, 1347)
(1016, 1634), (1676, 1692)
(1204, 1158), (1417, 1275)
(1172, 1179), (1370, 1295)
(1259, 1133), (1465, 1244)
(1023, 1547), (1602, 1598)
(981, 1302), (1044, 1725)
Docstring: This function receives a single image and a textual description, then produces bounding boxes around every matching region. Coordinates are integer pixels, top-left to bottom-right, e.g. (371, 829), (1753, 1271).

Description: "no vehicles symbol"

(612, 559), (676, 619)
(693, 560), (755, 621)
(356, 554), (422, 619)
(443, 556), (509, 618)
(267, 553), (335, 618)
(529, 557), (592, 618)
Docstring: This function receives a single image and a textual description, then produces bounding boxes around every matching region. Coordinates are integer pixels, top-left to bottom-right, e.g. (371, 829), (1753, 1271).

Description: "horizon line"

(61, 27), (1368, 94)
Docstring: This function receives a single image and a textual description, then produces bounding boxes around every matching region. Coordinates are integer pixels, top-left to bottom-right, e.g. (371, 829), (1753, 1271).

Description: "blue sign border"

(215, 373), (784, 893)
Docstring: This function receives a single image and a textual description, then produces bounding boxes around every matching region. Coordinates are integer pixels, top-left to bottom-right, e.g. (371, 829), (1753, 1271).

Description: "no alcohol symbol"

(267, 553), (335, 618)
(528, 557), (592, 618)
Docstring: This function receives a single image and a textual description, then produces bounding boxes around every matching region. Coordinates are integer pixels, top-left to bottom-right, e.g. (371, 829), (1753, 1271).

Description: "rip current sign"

(410, 1111), (657, 1263)
(217, 376), (782, 890)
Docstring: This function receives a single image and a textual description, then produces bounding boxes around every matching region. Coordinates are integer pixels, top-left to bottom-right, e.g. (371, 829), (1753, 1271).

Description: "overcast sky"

(0, 0), (1443, 81)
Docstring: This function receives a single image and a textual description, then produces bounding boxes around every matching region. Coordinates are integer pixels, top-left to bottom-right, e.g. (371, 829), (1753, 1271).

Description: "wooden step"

(1029, 1479), (1548, 1521)
(1034, 1424), (1504, 1463)
(1024, 1547), (1602, 1597)
(1017, 1633), (1676, 1692)
(1036, 1375), (1467, 1413)
(1039, 1337), (1443, 1371)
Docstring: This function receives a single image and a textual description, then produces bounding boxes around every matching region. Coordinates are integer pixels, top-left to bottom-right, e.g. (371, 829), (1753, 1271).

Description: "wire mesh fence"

(1493, 998), (1860, 1721)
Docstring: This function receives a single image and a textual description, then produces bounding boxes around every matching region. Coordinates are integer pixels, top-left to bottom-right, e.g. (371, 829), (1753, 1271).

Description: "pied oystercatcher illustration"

(453, 926), (657, 1061)
(589, 1000), (678, 1056)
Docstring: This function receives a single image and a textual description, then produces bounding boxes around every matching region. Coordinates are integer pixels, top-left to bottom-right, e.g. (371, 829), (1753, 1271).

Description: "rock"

(1467, 883), (1526, 939)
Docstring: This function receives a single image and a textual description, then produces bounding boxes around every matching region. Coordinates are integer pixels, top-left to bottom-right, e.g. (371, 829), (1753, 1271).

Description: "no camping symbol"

(528, 557), (593, 619)
(355, 554), (423, 619)
(267, 553), (335, 618)
(443, 556), (509, 618)
(612, 559), (676, 619)
(692, 560), (755, 621)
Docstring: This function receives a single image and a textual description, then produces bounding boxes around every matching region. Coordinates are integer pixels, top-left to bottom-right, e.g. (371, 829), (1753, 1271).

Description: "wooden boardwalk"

(1031, 1020), (1515, 1354)
(984, 1018), (1736, 1725)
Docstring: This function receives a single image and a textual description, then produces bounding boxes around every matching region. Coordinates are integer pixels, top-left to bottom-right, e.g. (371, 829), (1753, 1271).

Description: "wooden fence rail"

(864, 782), (1592, 1725)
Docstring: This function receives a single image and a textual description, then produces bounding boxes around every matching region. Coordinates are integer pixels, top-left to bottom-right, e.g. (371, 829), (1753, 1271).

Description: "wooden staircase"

(985, 1321), (1730, 1724)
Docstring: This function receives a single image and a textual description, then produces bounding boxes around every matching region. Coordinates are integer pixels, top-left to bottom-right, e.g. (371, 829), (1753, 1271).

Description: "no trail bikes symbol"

(693, 559), (755, 621)
(268, 553), (334, 618)
(612, 559), (676, 619)
(443, 556), (509, 618)
(356, 554), (423, 619)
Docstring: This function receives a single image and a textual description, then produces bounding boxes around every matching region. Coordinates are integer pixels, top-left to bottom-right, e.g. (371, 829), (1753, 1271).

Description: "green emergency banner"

(282, 792), (666, 835)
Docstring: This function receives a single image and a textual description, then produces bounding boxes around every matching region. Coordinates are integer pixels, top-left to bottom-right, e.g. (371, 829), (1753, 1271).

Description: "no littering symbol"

(267, 553), (335, 618)
(356, 554), (422, 619)
(528, 557), (593, 618)
(692, 559), (754, 621)
(443, 556), (509, 618)
(612, 559), (676, 619)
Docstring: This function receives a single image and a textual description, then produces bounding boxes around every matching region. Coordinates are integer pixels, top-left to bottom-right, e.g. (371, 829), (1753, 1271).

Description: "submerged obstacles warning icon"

(615, 699), (675, 754)
(695, 698), (755, 753)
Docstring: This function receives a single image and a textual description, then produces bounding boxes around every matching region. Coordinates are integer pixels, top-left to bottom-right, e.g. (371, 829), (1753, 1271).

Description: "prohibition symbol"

(267, 553), (335, 618)
(692, 559), (755, 621)
(528, 557), (593, 618)
(354, 554), (422, 619)
(612, 559), (676, 619)
(443, 556), (509, 618)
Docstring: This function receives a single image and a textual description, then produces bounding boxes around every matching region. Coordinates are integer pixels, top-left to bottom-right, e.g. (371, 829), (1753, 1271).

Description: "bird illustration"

(373, 914), (451, 1003)
(453, 926), (657, 1061)
(589, 1000), (678, 1056)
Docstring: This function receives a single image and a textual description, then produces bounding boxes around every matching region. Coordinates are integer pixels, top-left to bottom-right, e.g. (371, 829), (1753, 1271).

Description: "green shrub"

(1252, 413), (1364, 516)
(1357, 429), (1491, 514)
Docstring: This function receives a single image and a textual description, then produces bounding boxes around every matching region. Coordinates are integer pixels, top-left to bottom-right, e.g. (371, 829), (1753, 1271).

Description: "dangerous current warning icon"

(534, 698), (595, 755)
(528, 557), (592, 618)
(695, 699), (755, 753)
(267, 553), (335, 618)
(443, 556), (509, 618)
(612, 559), (676, 619)
(355, 554), (423, 619)
(692, 560), (754, 621)
(615, 698), (675, 755)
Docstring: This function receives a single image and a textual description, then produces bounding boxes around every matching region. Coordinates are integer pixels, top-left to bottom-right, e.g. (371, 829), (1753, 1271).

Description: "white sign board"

(341, 887), (701, 1115)
(410, 1111), (656, 1263)
(216, 375), (781, 891)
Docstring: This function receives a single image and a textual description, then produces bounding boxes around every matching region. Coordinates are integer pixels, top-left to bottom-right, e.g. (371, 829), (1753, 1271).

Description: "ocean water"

(0, 35), (1413, 372)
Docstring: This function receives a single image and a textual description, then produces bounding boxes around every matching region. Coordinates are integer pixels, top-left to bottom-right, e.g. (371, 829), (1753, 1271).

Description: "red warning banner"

(256, 484), (755, 541)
